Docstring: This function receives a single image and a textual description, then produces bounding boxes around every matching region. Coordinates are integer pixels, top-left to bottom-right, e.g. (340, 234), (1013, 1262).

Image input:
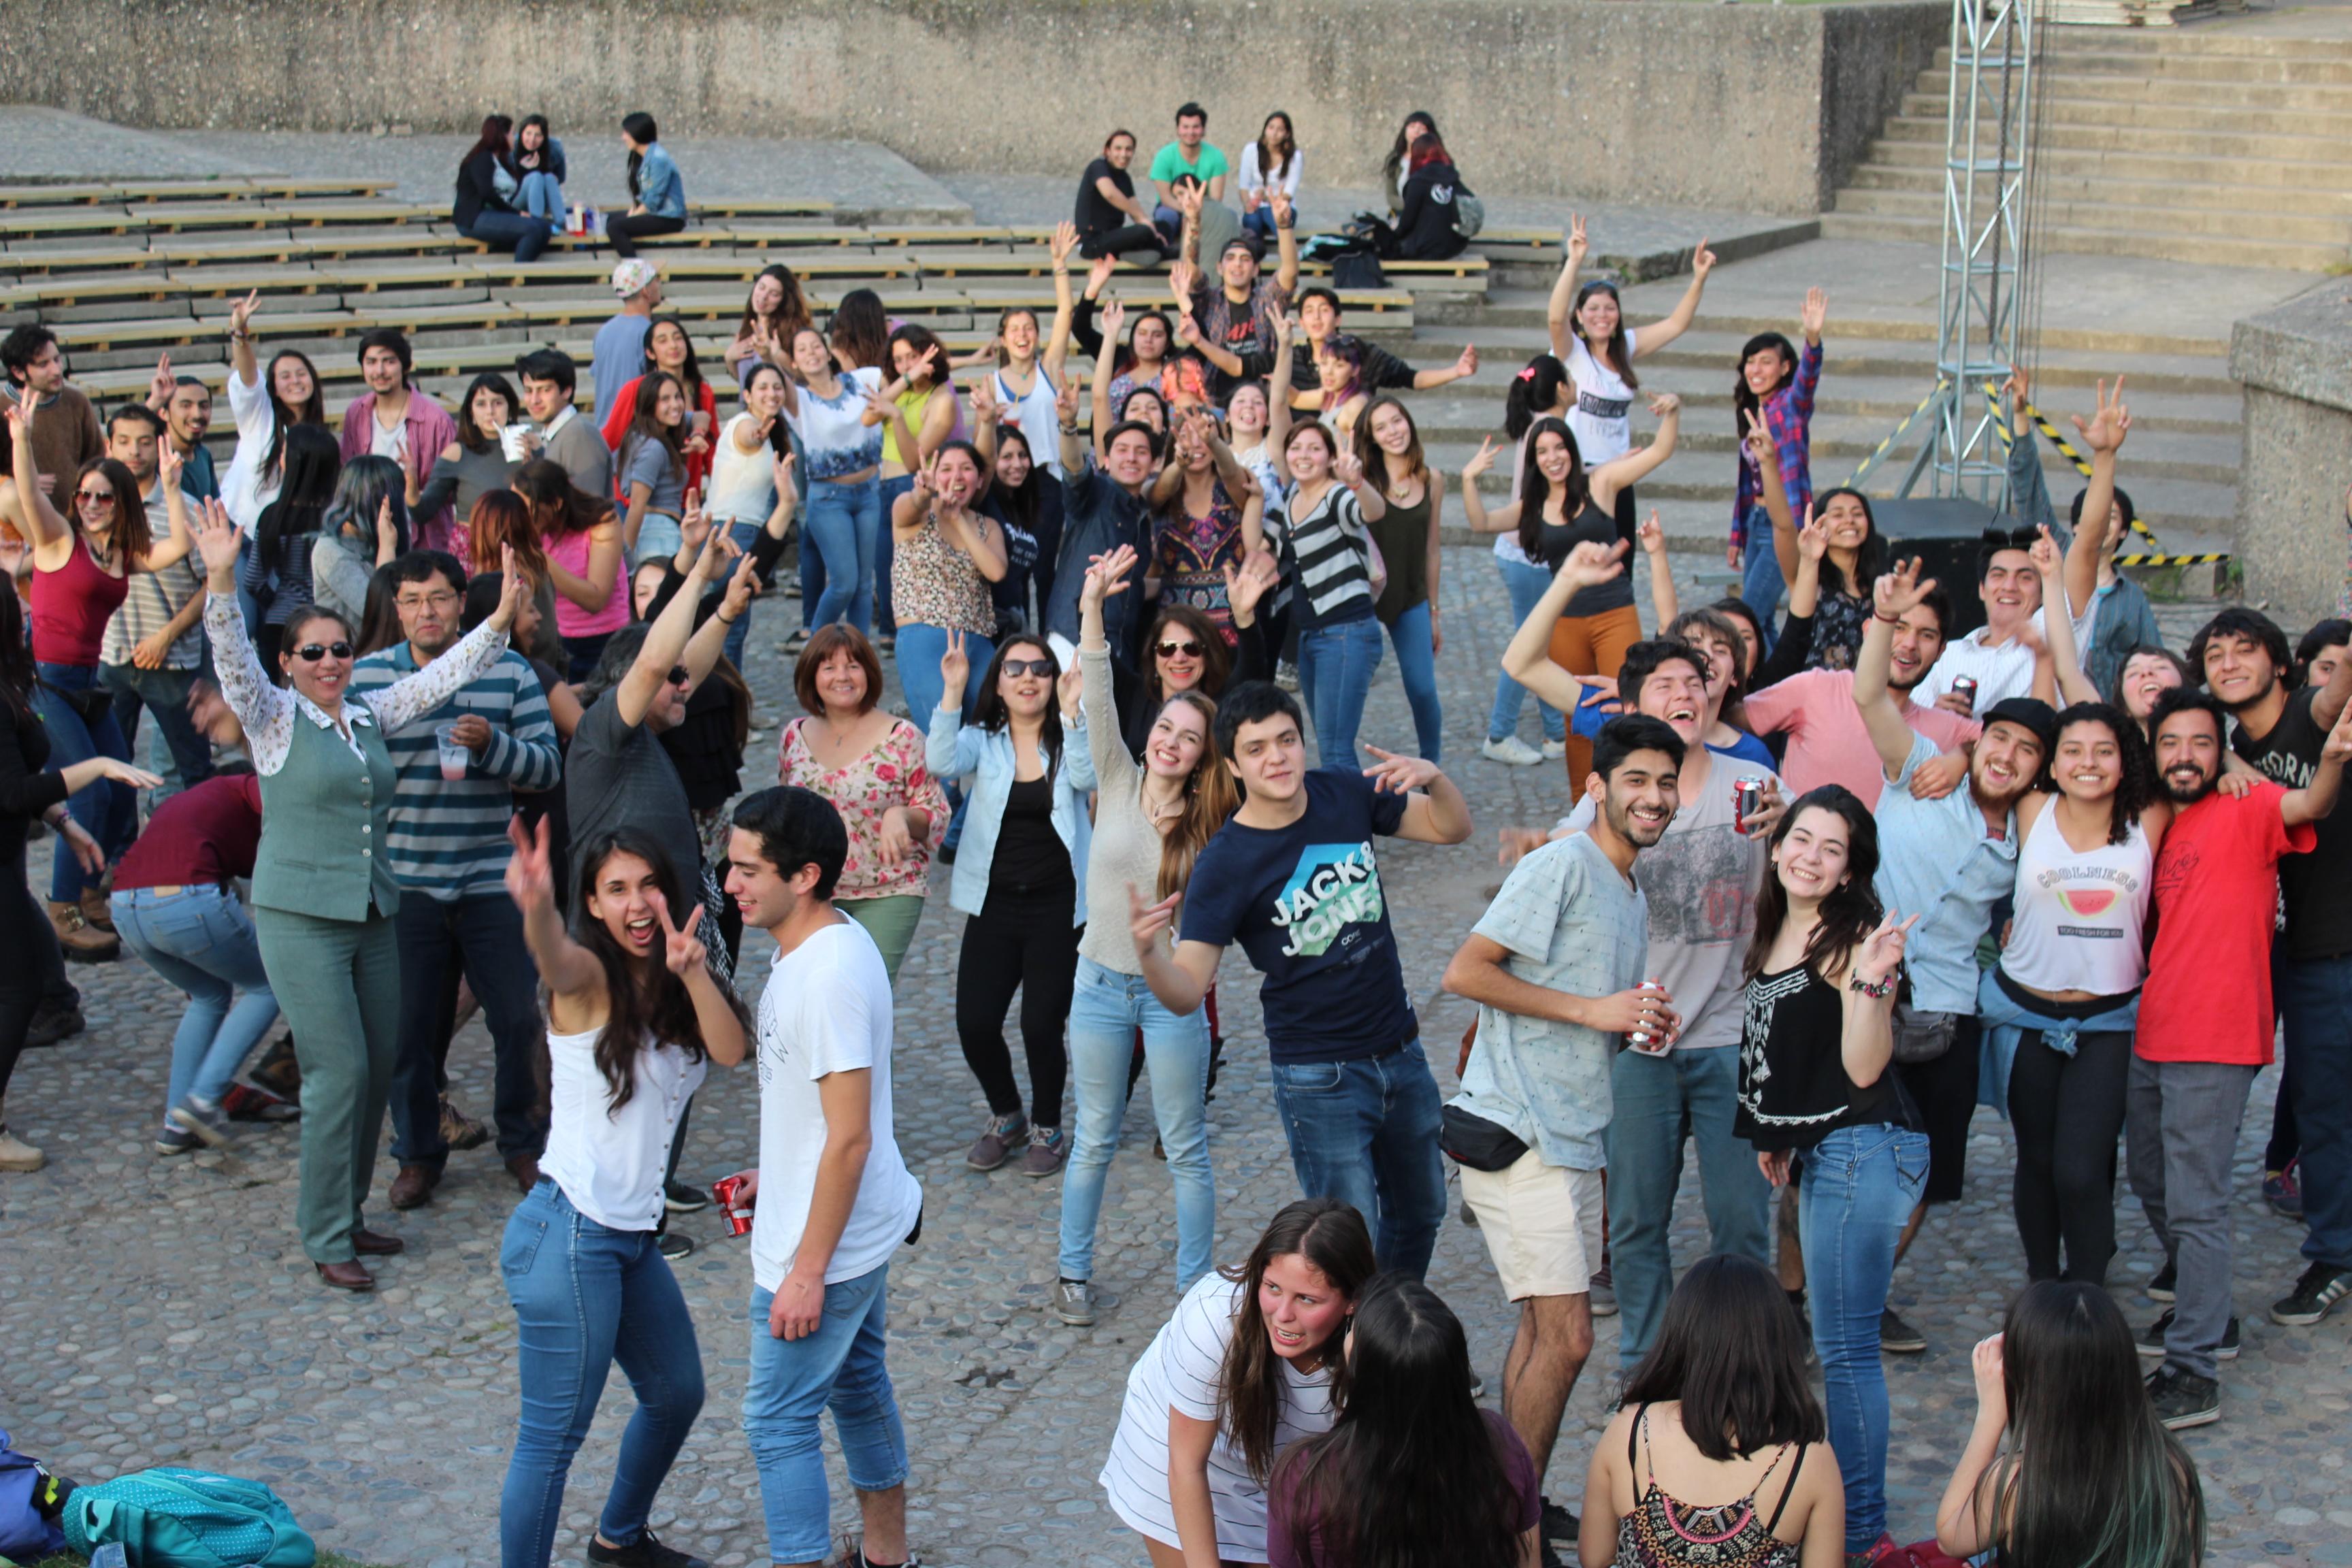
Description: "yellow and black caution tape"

(1846, 376), (1949, 490)
(2114, 552), (2230, 568)
(1984, 383), (2163, 547)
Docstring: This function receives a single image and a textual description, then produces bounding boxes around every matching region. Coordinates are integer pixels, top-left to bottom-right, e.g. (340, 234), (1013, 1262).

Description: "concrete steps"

(1823, 27), (2352, 270)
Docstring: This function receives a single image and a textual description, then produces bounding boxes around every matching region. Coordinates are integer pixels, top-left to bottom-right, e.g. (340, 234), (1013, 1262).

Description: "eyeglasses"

(395, 591), (459, 612)
(666, 665), (691, 687)
(1000, 659), (1055, 679)
(76, 489), (114, 506)
(293, 641), (354, 662)
(1156, 640), (1205, 659)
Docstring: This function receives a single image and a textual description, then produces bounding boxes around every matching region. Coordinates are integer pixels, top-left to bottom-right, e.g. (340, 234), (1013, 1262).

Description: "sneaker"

(154, 1124), (201, 1156)
(1274, 662), (1300, 692)
(1540, 1499), (1578, 1563)
(2270, 1261), (2352, 1327)
(1844, 1531), (1899, 1568)
(1055, 1277), (1098, 1326)
(656, 1228), (695, 1261)
(1541, 738), (1568, 760)
(587, 1528), (713, 1568)
(438, 1094), (490, 1152)
(0, 1116), (44, 1173)
(220, 1082), (300, 1122)
(24, 996), (86, 1049)
(2144, 1363), (2221, 1430)
(1880, 1307), (1927, 1354)
(2263, 1164), (2304, 1220)
(1481, 734), (1544, 767)
(783, 627), (811, 654)
(2136, 1308), (2238, 1360)
(248, 1033), (303, 1100)
(966, 1111), (1027, 1171)
(168, 1094), (238, 1149)
(1021, 1124), (1067, 1177)
(664, 1177), (711, 1213)
(1588, 1264), (1618, 1319)
(2146, 1259), (2176, 1302)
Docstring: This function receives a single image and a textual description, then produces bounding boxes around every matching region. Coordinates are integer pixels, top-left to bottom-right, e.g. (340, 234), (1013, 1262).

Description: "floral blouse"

(1154, 480), (1244, 641)
(779, 715), (949, 900)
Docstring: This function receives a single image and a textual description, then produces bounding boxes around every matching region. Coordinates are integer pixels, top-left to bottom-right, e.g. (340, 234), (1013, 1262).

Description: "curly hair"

(2043, 702), (2158, 845)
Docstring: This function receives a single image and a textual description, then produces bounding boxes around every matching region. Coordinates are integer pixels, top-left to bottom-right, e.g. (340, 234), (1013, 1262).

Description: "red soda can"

(1951, 676), (1978, 713)
(712, 1174), (753, 1237)
(1733, 778), (1763, 834)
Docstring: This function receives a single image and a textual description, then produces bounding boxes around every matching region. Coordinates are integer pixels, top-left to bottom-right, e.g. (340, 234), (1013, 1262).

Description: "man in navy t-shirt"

(1132, 682), (1473, 1277)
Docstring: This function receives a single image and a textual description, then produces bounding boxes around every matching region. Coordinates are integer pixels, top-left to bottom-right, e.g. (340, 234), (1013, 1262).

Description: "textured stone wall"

(2232, 290), (2352, 630)
(0, 0), (1946, 216)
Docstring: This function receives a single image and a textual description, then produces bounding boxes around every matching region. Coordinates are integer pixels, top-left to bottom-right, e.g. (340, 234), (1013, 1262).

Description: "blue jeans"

(1383, 601), (1443, 762)
(517, 172), (564, 225)
(806, 477), (879, 634)
(875, 475), (915, 635)
(632, 512), (682, 568)
(893, 623), (992, 734)
(745, 1266), (909, 1565)
(102, 661), (212, 800)
(1295, 614), (1384, 770)
(1487, 556), (1565, 745)
(723, 520), (764, 667)
(500, 1181), (704, 1568)
(33, 662), (135, 902)
(1059, 957), (1215, 1288)
(2278, 949), (2352, 1272)
(1242, 206), (1277, 240)
(1269, 1039), (1446, 1279)
(110, 885), (280, 1111)
(391, 891), (549, 1169)
(1738, 510), (1786, 649)
(1798, 1122), (1930, 1551)
(1605, 1045), (1773, 1368)
(462, 210), (550, 263)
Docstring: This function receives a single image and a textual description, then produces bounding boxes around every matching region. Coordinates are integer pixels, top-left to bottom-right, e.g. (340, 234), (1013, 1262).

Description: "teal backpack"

(61, 1467), (314, 1568)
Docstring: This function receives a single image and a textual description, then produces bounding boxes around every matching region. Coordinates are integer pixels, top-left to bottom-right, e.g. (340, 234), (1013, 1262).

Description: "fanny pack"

(1890, 999), (1959, 1064)
(1439, 1105), (1529, 1173)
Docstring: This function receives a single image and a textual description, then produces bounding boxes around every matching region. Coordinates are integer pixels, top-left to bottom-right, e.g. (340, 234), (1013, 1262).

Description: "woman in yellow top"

(867, 323), (961, 649)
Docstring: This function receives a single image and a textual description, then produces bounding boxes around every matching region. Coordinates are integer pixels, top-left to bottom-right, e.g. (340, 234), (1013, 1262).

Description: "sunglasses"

(999, 659), (1055, 679)
(1156, 640), (1206, 659)
(292, 641), (354, 663)
(665, 665), (691, 687)
(76, 489), (114, 506)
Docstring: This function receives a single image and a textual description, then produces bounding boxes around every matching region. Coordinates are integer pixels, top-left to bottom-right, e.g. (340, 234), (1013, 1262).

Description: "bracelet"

(1848, 970), (1897, 999)
(715, 610), (738, 625)
(1059, 421), (1081, 436)
(1872, 612), (1901, 625)
(227, 329), (251, 342)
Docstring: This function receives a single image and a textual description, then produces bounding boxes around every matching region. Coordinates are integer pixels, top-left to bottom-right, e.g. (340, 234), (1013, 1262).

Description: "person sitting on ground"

(453, 114), (550, 264)
(1269, 1275), (1543, 1568)
(1580, 1254), (1844, 1568)
(1365, 112), (1471, 262)
(1937, 1280), (2204, 1568)
(1100, 1198), (1377, 1567)
(510, 114), (568, 231)
(606, 112), (686, 259)
(1076, 129), (1166, 263)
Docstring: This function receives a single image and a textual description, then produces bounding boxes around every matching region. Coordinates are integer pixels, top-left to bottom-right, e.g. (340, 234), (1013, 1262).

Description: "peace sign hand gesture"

(1872, 555), (1938, 620)
(1795, 504), (1829, 565)
(1461, 434), (1499, 482)
(649, 887), (708, 979)
(504, 815), (557, 915)
(1567, 212), (1589, 267)
(229, 289), (261, 336)
(2071, 376), (2131, 457)
(1853, 911), (1920, 990)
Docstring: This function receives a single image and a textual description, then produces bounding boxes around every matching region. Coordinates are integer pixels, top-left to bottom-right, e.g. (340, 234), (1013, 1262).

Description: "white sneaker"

(1541, 739), (1568, 760)
(0, 1101), (44, 1173)
(1482, 734), (1544, 767)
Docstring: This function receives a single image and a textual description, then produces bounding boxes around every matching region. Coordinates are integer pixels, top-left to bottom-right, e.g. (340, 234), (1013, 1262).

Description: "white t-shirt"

(1236, 143), (1303, 202)
(784, 367), (885, 484)
(370, 406), (408, 465)
(707, 412), (780, 523)
(221, 365), (283, 529)
(539, 1023), (706, 1231)
(1099, 1273), (1338, 1561)
(1914, 602), (2098, 711)
(1566, 329), (1639, 467)
(750, 917), (923, 1290)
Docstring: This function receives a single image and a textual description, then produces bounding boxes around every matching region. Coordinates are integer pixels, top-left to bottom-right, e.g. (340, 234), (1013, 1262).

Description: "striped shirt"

(100, 483), (203, 671)
(347, 642), (561, 900)
(1268, 480), (1373, 631)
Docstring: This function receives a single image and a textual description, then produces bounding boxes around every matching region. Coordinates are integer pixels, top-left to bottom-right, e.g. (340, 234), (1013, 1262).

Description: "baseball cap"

(1982, 696), (2057, 749)
(610, 259), (659, 298)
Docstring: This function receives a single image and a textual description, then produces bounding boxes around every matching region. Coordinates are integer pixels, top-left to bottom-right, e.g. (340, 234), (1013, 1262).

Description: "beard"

(1606, 794), (1670, 849)
(2162, 766), (2215, 804)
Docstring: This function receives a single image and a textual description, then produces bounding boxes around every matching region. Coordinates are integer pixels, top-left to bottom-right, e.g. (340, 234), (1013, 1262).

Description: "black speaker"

(1871, 497), (2012, 641)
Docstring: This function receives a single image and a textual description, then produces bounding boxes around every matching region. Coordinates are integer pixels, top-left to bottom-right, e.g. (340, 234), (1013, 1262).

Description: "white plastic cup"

(434, 722), (470, 782)
(500, 422), (536, 461)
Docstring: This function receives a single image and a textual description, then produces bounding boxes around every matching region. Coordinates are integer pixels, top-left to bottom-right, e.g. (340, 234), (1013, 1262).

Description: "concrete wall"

(0, 0), (1945, 218)
(2231, 289), (2352, 630)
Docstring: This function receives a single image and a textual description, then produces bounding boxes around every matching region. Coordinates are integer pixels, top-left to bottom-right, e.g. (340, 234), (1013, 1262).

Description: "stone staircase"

(1823, 27), (2352, 270)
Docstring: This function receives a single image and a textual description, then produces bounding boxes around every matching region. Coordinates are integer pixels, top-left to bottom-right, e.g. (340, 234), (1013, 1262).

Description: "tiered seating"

(1, 179), (1554, 446)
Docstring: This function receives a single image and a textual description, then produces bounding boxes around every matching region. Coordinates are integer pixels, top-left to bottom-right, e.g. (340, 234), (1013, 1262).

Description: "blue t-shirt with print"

(1179, 768), (1414, 1063)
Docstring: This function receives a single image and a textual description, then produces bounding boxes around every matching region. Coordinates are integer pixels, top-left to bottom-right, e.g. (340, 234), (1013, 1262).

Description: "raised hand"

(2029, 523), (2063, 578)
(1362, 744), (1439, 796)
(1795, 504), (1829, 564)
(505, 815), (556, 913)
(1637, 509), (1667, 557)
(1742, 406), (1778, 472)
(1081, 543), (1138, 610)
(938, 627), (970, 696)
(1691, 238), (1718, 281)
(1799, 286), (1827, 342)
(1453, 342), (1480, 378)
(157, 439), (185, 491)
(910, 452), (938, 506)
(491, 542), (530, 630)
(2324, 698), (2352, 769)
(679, 485), (712, 556)
(968, 373), (999, 426)
(1333, 450), (1367, 487)
(228, 289), (261, 336)
(1054, 376), (1081, 429)
(148, 353), (176, 408)
(649, 887), (707, 979)
(1169, 259), (1199, 304)
(2070, 376), (2131, 457)
(1173, 313), (1202, 350)
(1223, 545), (1279, 623)
(1648, 391), (1682, 419)
(1057, 658), (1084, 715)
(1086, 253), (1119, 296)
(193, 497), (244, 585)
(1269, 189), (1293, 229)
(1273, 310), (1297, 350)
(1558, 537), (1629, 591)
(770, 451), (796, 497)
(719, 539), (762, 619)
(1872, 555), (1939, 620)
(687, 522), (735, 584)
(373, 493), (395, 549)
(1461, 434), (1499, 482)
(2006, 364), (2032, 422)
(1567, 212), (1589, 267)
(1049, 218), (1079, 269)
(1853, 911), (1920, 987)
(1100, 299), (1127, 346)
(1970, 1334), (2008, 1428)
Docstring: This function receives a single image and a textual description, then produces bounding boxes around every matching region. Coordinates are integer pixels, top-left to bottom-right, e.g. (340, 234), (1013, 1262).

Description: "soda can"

(712, 1174), (753, 1237)
(1951, 675), (1978, 713)
(1627, 978), (1669, 1055)
(1733, 778), (1763, 834)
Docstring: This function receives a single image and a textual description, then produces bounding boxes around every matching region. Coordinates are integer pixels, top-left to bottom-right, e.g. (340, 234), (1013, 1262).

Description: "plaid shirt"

(1731, 338), (1823, 552)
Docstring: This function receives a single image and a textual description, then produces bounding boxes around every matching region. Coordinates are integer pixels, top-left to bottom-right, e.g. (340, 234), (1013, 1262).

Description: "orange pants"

(1548, 602), (1645, 787)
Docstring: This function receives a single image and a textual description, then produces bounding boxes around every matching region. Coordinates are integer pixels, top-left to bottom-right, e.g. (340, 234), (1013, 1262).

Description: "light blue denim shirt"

(1873, 734), (2018, 1015)
(926, 708), (1097, 923)
(634, 143), (686, 220)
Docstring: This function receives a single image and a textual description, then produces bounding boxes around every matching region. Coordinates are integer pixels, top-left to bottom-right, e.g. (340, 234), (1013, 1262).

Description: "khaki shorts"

(1458, 1148), (1604, 1301)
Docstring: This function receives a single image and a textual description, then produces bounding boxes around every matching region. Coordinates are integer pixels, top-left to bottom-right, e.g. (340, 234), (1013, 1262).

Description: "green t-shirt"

(1149, 140), (1230, 188)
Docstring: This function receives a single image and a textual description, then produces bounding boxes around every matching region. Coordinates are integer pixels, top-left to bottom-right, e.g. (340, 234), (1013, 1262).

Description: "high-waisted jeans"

(110, 885), (280, 1113)
(804, 477), (879, 633)
(33, 661), (135, 902)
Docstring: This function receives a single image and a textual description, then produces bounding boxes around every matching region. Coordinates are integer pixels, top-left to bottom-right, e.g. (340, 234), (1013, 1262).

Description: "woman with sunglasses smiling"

(7, 397), (195, 958)
(928, 627), (1094, 1177)
(192, 496), (532, 1292)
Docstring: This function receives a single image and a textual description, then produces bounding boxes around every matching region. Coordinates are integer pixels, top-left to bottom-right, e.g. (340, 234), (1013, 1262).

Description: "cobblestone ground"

(1, 554), (2346, 1568)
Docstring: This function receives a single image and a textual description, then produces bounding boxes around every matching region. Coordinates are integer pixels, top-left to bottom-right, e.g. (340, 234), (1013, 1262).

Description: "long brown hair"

(1515, 416), (1591, 564)
(738, 264), (813, 350)
(1743, 785), (1884, 984)
(514, 458), (614, 544)
(1217, 1198), (1377, 1484)
(466, 488), (546, 585)
(625, 370), (689, 478)
(1351, 395), (1426, 493)
(570, 829), (740, 1111)
(1153, 690), (1241, 900)
(74, 456), (151, 564)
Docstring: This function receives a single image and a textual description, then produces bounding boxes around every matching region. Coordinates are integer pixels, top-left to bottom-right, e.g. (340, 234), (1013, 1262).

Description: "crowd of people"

(0, 99), (2338, 1568)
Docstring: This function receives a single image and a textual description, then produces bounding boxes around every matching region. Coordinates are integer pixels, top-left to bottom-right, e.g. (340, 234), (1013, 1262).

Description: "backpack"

(0, 1428), (68, 1561)
(1453, 189), (1486, 240)
(62, 1468), (314, 1568)
(1332, 250), (1386, 291)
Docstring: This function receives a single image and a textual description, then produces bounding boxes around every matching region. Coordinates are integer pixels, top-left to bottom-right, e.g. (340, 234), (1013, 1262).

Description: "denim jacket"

(926, 707), (1096, 921)
(633, 144), (686, 220)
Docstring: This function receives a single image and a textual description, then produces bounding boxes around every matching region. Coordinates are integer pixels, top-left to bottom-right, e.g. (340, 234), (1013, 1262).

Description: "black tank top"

(1538, 499), (1635, 618)
(1733, 962), (1917, 1152)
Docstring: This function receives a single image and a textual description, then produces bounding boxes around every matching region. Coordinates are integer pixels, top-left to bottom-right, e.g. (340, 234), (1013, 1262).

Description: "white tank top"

(2000, 804), (2153, 997)
(1566, 329), (1639, 466)
(706, 412), (779, 524)
(539, 1022), (707, 1231)
(992, 363), (1064, 479)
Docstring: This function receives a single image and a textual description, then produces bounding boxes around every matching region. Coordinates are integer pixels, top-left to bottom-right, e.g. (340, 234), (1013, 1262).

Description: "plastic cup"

(434, 722), (470, 782)
(500, 422), (536, 461)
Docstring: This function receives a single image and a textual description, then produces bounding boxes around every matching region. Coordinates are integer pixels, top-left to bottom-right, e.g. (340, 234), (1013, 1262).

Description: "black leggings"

(954, 883), (1080, 1129)
(605, 212), (685, 258)
(2008, 1027), (2132, 1286)
(0, 865), (46, 1100)
(1079, 225), (1164, 261)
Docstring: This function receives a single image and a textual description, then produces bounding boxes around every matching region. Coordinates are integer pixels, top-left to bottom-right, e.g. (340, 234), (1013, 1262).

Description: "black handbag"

(1439, 1104), (1529, 1173)
(1890, 1000), (1958, 1064)
(1332, 250), (1386, 291)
